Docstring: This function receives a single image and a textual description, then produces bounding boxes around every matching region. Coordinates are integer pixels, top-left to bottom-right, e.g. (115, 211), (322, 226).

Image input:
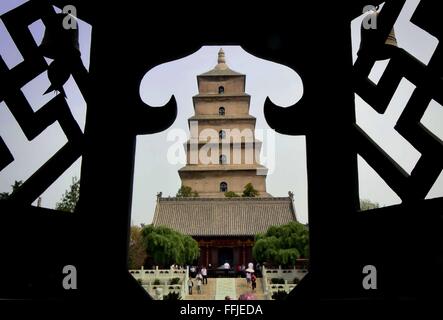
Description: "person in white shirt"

(201, 267), (208, 284)
(223, 262), (230, 276)
(246, 271), (251, 285)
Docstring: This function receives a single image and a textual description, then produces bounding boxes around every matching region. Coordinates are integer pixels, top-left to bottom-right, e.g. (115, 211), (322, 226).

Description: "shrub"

(270, 278), (285, 284)
(153, 279), (161, 285)
(170, 277), (180, 285)
(163, 292), (181, 300)
(272, 290), (288, 300)
(176, 185), (199, 197)
(224, 191), (239, 197)
(242, 183), (259, 197)
(293, 277), (300, 284)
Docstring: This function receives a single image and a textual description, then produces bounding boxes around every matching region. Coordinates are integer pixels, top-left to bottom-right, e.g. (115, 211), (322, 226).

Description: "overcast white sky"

(0, 0), (442, 226)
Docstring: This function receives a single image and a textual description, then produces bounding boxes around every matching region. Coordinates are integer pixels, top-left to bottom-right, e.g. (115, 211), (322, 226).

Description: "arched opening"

(131, 46), (310, 298)
(219, 130), (226, 139)
(220, 182), (228, 192)
(218, 86), (224, 94)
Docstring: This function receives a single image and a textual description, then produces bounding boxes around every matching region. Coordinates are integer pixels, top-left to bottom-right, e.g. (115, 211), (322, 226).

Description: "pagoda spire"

(215, 48), (228, 70)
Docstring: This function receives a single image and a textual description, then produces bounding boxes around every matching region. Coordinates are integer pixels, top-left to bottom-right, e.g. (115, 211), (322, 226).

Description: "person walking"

(188, 278), (194, 295)
(245, 265), (254, 286)
(241, 264), (246, 277)
(201, 266), (208, 285)
(246, 271), (251, 286)
(223, 261), (230, 277)
(196, 276), (202, 294)
(190, 265), (196, 278)
(251, 273), (257, 291)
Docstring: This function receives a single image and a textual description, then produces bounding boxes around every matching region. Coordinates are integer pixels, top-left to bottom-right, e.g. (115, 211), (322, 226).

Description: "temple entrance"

(218, 247), (233, 267)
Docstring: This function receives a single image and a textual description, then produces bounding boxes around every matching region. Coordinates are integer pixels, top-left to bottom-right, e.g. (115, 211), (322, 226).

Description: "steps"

(215, 278), (236, 300)
(235, 278), (266, 300)
(184, 277), (266, 300)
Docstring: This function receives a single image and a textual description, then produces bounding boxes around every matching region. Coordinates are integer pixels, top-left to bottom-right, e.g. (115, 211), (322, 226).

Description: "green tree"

(242, 182), (259, 197)
(0, 180), (23, 199)
(11, 180), (23, 192)
(55, 177), (80, 212)
(224, 191), (240, 198)
(253, 221), (309, 267)
(141, 225), (199, 267)
(360, 199), (380, 211)
(176, 185), (199, 197)
(128, 225), (148, 269)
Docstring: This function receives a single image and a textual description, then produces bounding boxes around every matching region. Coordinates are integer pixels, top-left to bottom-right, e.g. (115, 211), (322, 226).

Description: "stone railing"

(129, 266), (188, 300)
(262, 265), (308, 300)
(182, 266), (189, 299)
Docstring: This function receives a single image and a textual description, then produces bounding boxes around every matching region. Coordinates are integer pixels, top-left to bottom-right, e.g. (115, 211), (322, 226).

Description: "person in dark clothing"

(251, 273), (257, 291)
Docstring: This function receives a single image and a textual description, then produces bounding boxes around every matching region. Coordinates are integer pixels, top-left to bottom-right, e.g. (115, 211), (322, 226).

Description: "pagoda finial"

(215, 48), (228, 70)
(218, 48), (225, 64)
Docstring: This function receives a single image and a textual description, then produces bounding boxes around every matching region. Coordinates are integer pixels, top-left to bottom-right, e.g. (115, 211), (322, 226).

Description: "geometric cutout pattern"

(353, 0), (443, 203)
(0, 1), (88, 204)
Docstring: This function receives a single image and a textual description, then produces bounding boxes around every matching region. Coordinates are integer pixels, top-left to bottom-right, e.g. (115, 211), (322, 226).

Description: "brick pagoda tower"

(178, 49), (270, 197)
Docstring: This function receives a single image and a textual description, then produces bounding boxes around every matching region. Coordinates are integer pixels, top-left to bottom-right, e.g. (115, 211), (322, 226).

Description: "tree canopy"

(0, 180), (23, 200)
(128, 225), (148, 269)
(176, 185), (199, 198)
(253, 221), (309, 267)
(141, 225), (199, 267)
(242, 182), (259, 197)
(224, 191), (240, 197)
(55, 177), (80, 212)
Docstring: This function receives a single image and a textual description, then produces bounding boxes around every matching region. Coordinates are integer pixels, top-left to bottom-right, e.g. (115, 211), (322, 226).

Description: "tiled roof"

(152, 197), (297, 236)
(199, 67), (244, 77)
(188, 115), (255, 121)
(178, 164), (267, 172)
(193, 93), (250, 99)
